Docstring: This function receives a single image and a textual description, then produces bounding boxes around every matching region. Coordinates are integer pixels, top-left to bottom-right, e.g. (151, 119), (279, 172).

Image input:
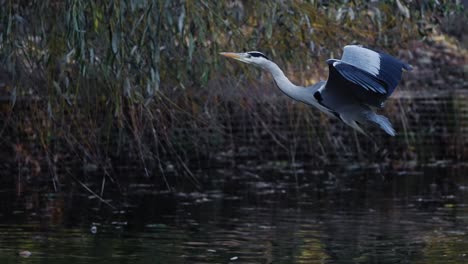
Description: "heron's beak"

(220, 52), (241, 59)
(220, 52), (248, 63)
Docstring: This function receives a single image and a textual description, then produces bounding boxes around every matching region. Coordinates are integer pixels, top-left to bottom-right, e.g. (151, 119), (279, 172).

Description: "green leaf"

(188, 34), (195, 62)
(112, 31), (120, 54)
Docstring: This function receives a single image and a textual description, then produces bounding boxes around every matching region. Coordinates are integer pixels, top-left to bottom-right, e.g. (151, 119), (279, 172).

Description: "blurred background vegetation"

(0, 0), (467, 189)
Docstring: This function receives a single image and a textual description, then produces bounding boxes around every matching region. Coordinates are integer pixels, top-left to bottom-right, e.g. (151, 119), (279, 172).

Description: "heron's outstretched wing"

(321, 45), (412, 108)
(316, 63), (387, 110)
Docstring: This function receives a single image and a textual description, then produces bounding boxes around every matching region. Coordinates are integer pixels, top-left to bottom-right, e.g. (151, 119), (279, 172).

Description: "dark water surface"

(1, 165), (468, 264)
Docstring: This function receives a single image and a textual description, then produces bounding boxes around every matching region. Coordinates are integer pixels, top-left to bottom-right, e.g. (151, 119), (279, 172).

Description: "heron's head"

(220, 51), (270, 67)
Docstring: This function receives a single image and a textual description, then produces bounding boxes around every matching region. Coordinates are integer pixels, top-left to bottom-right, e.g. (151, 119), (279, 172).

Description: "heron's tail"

(367, 113), (396, 136)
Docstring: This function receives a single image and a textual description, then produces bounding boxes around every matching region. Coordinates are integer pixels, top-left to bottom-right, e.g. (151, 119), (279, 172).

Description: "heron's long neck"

(264, 62), (304, 101)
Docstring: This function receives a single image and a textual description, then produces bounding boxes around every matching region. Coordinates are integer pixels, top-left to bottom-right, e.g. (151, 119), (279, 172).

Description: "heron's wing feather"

(341, 45), (381, 77)
(330, 61), (387, 94)
(321, 62), (388, 109)
(339, 45), (412, 96)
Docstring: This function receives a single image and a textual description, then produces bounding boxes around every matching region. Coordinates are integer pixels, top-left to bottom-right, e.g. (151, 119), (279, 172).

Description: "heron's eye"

(246, 54), (252, 58)
(247, 52), (268, 60)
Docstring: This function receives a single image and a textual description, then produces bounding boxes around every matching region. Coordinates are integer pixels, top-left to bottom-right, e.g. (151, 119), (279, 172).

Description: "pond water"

(1, 165), (468, 264)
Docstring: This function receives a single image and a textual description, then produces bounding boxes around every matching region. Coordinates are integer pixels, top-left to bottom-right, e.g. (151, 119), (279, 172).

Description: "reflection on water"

(1, 166), (468, 264)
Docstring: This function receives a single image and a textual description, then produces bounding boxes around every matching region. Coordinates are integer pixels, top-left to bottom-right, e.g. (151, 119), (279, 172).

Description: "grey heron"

(220, 45), (412, 136)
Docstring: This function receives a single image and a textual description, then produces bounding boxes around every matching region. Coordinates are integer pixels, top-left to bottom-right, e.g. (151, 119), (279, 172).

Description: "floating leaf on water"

(145, 223), (168, 229)
(230, 256), (238, 261)
(18, 250), (31, 258)
(111, 221), (128, 226)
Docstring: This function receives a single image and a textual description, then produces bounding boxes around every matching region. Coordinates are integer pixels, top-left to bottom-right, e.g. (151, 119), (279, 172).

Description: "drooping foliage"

(0, 0), (466, 183)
